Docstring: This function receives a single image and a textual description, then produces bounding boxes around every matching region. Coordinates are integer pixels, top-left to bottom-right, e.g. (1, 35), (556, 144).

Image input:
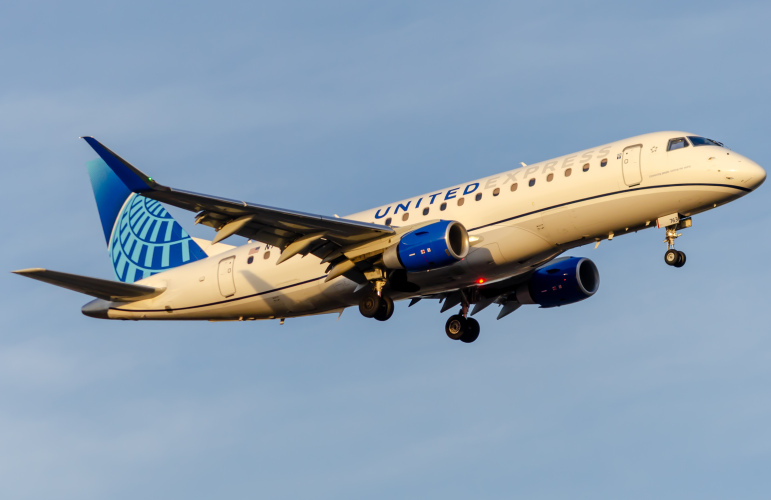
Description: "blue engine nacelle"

(383, 220), (469, 272)
(516, 257), (600, 308)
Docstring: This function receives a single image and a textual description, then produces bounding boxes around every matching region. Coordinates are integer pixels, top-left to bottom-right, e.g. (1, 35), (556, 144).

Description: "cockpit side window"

(667, 138), (689, 151)
(688, 136), (724, 147)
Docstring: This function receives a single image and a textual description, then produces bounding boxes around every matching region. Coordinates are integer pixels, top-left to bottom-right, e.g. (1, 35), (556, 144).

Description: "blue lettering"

(415, 197), (423, 209)
(463, 183), (479, 195)
(445, 188), (459, 200)
(375, 207), (391, 219)
(427, 192), (442, 205)
(395, 201), (411, 214)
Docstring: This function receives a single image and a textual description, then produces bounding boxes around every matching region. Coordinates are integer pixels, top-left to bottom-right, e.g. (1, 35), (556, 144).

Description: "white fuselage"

(93, 131), (765, 321)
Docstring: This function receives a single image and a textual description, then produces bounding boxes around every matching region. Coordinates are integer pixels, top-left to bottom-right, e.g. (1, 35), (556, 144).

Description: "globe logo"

(108, 194), (205, 283)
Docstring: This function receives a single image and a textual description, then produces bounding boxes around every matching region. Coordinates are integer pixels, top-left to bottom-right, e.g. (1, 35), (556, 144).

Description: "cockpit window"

(667, 138), (689, 151)
(688, 136), (724, 147)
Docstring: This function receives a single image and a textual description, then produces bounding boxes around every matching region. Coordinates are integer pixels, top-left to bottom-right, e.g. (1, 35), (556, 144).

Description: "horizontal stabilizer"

(13, 268), (164, 302)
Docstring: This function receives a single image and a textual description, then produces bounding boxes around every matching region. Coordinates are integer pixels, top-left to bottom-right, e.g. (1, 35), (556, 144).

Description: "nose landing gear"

(661, 216), (691, 268)
(664, 248), (686, 267)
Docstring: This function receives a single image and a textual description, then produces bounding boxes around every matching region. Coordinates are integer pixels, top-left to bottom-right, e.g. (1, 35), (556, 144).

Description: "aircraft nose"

(740, 158), (766, 190)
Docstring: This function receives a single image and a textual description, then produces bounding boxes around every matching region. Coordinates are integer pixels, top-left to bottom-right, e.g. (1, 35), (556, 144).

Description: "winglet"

(81, 137), (161, 193)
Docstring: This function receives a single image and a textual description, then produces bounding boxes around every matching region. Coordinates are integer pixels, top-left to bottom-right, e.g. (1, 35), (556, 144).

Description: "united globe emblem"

(108, 194), (205, 283)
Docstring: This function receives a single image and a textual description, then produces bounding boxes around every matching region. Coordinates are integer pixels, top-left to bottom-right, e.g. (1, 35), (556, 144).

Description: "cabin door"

(622, 145), (643, 187)
(217, 256), (236, 297)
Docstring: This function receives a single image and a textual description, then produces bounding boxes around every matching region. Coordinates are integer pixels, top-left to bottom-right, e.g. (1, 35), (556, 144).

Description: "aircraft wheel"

(460, 317), (480, 343)
(359, 291), (382, 318)
(374, 295), (394, 321)
(664, 249), (680, 266)
(445, 315), (466, 340)
(674, 251), (687, 268)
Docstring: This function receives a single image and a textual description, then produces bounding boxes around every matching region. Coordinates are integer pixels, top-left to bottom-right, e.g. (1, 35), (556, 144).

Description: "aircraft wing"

(13, 268), (164, 302)
(82, 137), (395, 261)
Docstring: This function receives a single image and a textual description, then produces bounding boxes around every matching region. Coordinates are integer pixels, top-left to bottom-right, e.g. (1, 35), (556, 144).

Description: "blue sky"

(2, 1), (771, 498)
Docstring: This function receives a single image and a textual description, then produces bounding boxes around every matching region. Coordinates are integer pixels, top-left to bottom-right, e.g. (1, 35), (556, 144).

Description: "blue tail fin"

(87, 158), (207, 283)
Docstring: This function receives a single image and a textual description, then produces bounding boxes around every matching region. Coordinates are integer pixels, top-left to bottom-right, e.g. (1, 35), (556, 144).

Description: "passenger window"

(668, 138), (689, 151)
(402, 213), (409, 221)
(247, 256), (254, 264)
(457, 197), (465, 206)
(583, 163), (590, 172)
(600, 158), (607, 167)
(510, 182), (518, 192)
(528, 178), (536, 187)
(422, 207), (429, 216)
(440, 202), (447, 211)
(547, 173), (554, 182)
(493, 187), (500, 196)
(264, 251), (271, 260)
(385, 217), (392, 226)
(475, 193), (482, 201)
(565, 168), (572, 177)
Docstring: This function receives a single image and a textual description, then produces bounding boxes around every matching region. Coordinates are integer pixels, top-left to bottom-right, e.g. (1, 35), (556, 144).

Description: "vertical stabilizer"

(87, 158), (207, 283)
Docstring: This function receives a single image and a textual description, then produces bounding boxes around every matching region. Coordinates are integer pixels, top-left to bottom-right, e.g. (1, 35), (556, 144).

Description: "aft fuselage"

(86, 131), (765, 321)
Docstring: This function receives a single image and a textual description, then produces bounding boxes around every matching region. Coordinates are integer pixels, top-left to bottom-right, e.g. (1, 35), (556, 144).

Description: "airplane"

(13, 132), (766, 343)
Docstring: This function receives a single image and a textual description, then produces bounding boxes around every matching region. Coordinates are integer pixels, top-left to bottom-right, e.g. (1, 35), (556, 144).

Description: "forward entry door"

(622, 145), (643, 187)
(217, 256), (236, 297)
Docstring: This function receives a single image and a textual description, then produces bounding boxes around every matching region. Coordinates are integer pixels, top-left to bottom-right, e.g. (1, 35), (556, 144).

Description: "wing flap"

(13, 268), (164, 302)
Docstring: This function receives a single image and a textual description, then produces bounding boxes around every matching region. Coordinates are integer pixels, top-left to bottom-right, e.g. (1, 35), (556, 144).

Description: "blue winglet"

(81, 137), (156, 193)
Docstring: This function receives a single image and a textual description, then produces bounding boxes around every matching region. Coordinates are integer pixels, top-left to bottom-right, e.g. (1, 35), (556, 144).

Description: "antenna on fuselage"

(520, 162), (527, 168)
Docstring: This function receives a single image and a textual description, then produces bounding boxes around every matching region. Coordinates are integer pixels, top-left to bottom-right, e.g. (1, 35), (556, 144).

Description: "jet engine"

(383, 220), (469, 272)
(516, 257), (600, 308)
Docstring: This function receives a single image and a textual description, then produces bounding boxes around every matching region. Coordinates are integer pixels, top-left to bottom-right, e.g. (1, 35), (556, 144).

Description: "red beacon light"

(477, 278), (486, 284)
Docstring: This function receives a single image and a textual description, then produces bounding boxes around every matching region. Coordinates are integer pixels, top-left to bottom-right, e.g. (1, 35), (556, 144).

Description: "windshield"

(688, 136), (724, 147)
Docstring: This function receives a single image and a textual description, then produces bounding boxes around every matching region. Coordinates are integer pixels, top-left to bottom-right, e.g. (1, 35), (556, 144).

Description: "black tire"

(359, 291), (382, 318)
(674, 251), (687, 268)
(460, 317), (480, 343)
(445, 315), (466, 340)
(374, 295), (394, 321)
(664, 249), (679, 266)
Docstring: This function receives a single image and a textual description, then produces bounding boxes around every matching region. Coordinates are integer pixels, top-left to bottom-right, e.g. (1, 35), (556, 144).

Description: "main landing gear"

(445, 314), (480, 343)
(444, 300), (480, 343)
(358, 289), (394, 322)
(357, 281), (482, 343)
